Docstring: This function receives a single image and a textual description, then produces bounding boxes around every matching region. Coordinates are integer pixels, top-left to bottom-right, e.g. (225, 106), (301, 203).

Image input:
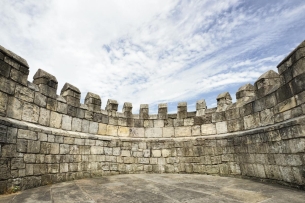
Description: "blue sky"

(1, 0), (305, 114)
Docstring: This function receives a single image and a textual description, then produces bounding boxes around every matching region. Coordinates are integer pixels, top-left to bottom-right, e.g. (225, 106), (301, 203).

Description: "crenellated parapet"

(1, 40), (305, 193)
(1, 40), (305, 138)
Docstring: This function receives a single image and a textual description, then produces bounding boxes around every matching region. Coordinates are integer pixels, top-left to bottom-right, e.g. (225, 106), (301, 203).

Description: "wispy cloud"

(1, 0), (305, 113)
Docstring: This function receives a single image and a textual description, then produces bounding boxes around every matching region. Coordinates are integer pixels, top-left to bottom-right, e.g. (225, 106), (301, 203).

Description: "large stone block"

(260, 108), (274, 126)
(244, 113), (261, 130)
(201, 124), (216, 135)
(0, 76), (16, 95)
(118, 126), (130, 137)
(15, 85), (34, 103)
(130, 127), (144, 137)
(71, 118), (82, 132)
(0, 91), (8, 116)
(107, 125), (118, 136)
(34, 92), (47, 107)
(145, 128), (162, 138)
(50, 112), (62, 128)
(6, 97), (23, 119)
(163, 127), (174, 138)
(61, 115), (72, 130)
(89, 121), (98, 134)
(81, 120), (89, 133)
(216, 121), (228, 134)
(22, 103), (39, 123)
(38, 108), (50, 126)
(175, 126), (191, 137)
(274, 97), (296, 114)
(227, 119), (244, 132)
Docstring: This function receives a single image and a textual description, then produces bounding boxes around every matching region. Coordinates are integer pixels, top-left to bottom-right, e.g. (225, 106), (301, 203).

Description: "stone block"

(46, 98), (57, 111)
(175, 126), (191, 137)
(33, 93), (47, 109)
(81, 120), (89, 133)
(11, 158), (25, 169)
(291, 72), (305, 95)
(134, 119), (143, 127)
(201, 124), (216, 135)
(154, 120), (164, 127)
(184, 118), (194, 126)
(49, 112), (62, 128)
(130, 127), (144, 137)
(118, 126), (130, 137)
(89, 121), (98, 134)
(244, 113), (261, 130)
(57, 101), (67, 114)
(144, 120), (153, 128)
(98, 123), (107, 135)
(15, 85), (34, 102)
(10, 68), (27, 85)
(216, 121), (228, 134)
(0, 60), (11, 78)
(152, 150), (161, 157)
(177, 102), (187, 119)
(107, 125), (118, 136)
(6, 97), (23, 119)
(212, 112), (225, 122)
(7, 127), (17, 143)
(61, 115), (72, 130)
(191, 125), (201, 136)
(38, 108), (50, 126)
(27, 140), (40, 153)
(18, 129), (37, 140)
(0, 76), (16, 95)
(260, 108), (274, 126)
(118, 117), (127, 126)
(227, 119), (244, 132)
(0, 91), (8, 116)
(163, 127), (174, 138)
(71, 117), (82, 132)
(145, 127), (162, 138)
(274, 97), (296, 114)
(173, 119), (184, 127)
(225, 108), (240, 120)
(22, 103), (39, 123)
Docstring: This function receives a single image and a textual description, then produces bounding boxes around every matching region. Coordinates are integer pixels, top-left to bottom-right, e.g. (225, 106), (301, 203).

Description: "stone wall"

(0, 41), (305, 193)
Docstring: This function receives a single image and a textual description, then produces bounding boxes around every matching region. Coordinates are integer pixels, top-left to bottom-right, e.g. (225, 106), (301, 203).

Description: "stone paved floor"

(1, 174), (305, 203)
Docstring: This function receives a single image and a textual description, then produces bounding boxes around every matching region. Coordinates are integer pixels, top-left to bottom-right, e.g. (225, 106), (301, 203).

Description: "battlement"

(1, 40), (305, 193)
(1, 40), (305, 138)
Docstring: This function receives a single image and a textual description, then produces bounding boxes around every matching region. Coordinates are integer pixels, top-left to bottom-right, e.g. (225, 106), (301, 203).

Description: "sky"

(1, 0), (305, 114)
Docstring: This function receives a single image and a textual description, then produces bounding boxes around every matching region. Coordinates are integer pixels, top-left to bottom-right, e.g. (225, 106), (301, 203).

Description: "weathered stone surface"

(216, 121), (228, 134)
(34, 92), (47, 107)
(81, 120), (89, 133)
(175, 126), (191, 137)
(244, 113), (261, 130)
(50, 111), (62, 128)
(107, 125), (118, 136)
(191, 125), (201, 136)
(118, 126), (130, 137)
(61, 115), (72, 131)
(163, 127), (174, 138)
(201, 124), (216, 135)
(158, 103), (167, 119)
(145, 128), (162, 138)
(6, 97), (23, 119)
(38, 108), (50, 126)
(0, 91), (8, 116)
(22, 103), (39, 123)
(15, 85), (34, 102)
(177, 102), (187, 119)
(72, 118), (82, 132)
(130, 128), (144, 137)
(89, 121), (98, 134)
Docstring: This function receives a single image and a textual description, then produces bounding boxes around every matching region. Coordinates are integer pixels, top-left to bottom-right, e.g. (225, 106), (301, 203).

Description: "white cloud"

(1, 0), (305, 113)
